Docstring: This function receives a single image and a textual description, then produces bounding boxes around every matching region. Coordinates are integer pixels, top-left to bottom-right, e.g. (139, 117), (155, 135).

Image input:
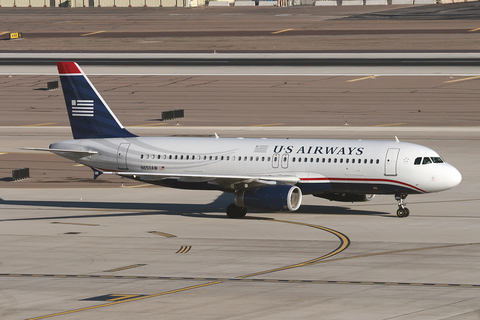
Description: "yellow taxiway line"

(250, 123), (285, 127)
(20, 123), (56, 127)
(347, 75), (380, 82)
(26, 281), (223, 320)
(374, 123), (406, 127)
(80, 31), (105, 37)
(133, 123), (168, 127)
(444, 75), (480, 83)
(271, 28), (294, 34)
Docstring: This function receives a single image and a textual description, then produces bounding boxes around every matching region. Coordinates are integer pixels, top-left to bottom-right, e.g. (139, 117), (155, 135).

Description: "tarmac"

(1, 124), (479, 319)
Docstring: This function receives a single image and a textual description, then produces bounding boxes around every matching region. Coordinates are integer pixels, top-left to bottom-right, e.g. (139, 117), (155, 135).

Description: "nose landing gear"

(395, 194), (409, 218)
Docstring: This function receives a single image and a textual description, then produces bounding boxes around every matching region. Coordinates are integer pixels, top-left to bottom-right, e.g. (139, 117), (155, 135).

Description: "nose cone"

(444, 165), (462, 190)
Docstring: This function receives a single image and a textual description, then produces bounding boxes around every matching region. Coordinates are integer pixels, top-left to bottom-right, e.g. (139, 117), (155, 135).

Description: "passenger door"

(117, 143), (130, 170)
(385, 148), (400, 176)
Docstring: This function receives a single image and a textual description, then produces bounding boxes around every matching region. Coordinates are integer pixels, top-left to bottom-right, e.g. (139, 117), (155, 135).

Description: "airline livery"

(25, 62), (462, 218)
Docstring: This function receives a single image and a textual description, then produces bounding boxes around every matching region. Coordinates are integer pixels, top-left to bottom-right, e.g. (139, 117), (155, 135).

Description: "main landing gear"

(395, 194), (409, 218)
(226, 204), (247, 219)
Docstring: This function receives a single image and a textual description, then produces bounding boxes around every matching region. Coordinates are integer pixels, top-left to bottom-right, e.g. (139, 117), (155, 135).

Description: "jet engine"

(314, 193), (375, 202)
(234, 185), (302, 212)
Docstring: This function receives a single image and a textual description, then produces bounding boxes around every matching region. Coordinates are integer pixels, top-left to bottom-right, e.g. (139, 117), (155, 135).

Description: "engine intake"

(314, 193), (375, 202)
(234, 185), (302, 212)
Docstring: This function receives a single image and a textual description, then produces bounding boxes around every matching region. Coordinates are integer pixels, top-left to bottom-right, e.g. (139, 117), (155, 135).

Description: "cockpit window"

(415, 157), (444, 165)
(422, 157), (432, 165)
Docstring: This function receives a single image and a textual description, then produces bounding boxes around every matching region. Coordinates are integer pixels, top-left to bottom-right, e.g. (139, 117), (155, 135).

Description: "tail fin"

(57, 62), (136, 139)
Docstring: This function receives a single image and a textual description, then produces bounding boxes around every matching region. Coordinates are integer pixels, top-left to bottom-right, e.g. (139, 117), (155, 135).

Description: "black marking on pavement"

(148, 231), (176, 238)
(104, 264), (147, 273)
(52, 222), (99, 226)
(2, 273), (479, 288)
(82, 294), (146, 302)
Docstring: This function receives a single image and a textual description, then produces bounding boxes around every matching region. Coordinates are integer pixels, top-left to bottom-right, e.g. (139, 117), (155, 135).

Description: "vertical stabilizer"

(57, 62), (136, 139)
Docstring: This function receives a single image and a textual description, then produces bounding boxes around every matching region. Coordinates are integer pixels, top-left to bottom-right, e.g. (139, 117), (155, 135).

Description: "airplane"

(23, 62), (462, 219)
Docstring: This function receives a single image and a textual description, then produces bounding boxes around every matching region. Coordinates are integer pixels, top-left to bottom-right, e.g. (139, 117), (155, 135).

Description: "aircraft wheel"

(396, 208), (409, 218)
(226, 204), (247, 219)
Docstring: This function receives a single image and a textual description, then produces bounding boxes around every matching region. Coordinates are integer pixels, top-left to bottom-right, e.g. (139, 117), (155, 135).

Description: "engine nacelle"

(234, 185), (302, 212)
(314, 193), (375, 203)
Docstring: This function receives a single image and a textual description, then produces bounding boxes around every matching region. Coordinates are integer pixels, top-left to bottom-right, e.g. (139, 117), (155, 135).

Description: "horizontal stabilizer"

(20, 147), (98, 155)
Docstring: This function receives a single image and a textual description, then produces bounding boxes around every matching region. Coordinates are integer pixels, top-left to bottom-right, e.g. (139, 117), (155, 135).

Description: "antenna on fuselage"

(214, 132), (219, 139)
(395, 136), (400, 143)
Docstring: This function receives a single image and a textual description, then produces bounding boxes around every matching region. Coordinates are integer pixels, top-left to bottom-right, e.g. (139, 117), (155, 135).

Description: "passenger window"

(340, 159), (343, 163)
(169, 155), (172, 160)
(322, 158), (325, 163)
(250, 156), (253, 161)
(376, 159), (379, 164)
(186, 155), (189, 160)
(364, 159), (368, 164)
(221, 156), (224, 160)
(328, 158), (331, 163)
(414, 157), (422, 165)
(140, 154), (144, 159)
(352, 159), (355, 164)
(267, 157), (271, 161)
(370, 159), (373, 164)
(422, 157), (432, 165)
(293, 157), (296, 162)
(334, 158), (337, 163)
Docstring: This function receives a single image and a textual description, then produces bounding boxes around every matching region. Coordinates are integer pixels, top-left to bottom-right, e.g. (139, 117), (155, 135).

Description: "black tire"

(226, 204), (247, 219)
(397, 208), (408, 218)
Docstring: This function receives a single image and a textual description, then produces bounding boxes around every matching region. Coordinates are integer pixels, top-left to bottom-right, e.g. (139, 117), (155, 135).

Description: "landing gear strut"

(226, 204), (247, 219)
(395, 194), (409, 218)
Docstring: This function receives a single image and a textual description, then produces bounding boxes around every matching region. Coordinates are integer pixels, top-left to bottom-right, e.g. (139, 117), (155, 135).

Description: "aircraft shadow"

(0, 193), (389, 222)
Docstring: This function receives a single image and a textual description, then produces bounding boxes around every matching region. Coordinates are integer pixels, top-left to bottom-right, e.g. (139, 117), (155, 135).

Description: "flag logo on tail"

(71, 100), (94, 117)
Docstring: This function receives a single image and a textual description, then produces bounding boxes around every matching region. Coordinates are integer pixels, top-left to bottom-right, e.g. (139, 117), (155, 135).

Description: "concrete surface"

(1, 4), (480, 52)
(1, 125), (479, 319)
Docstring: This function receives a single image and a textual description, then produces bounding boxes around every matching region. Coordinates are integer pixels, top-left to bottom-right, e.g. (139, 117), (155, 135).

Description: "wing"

(103, 171), (300, 191)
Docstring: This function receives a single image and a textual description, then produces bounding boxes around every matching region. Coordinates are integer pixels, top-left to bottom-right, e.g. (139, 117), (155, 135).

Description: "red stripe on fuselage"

(299, 177), (427, 193)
